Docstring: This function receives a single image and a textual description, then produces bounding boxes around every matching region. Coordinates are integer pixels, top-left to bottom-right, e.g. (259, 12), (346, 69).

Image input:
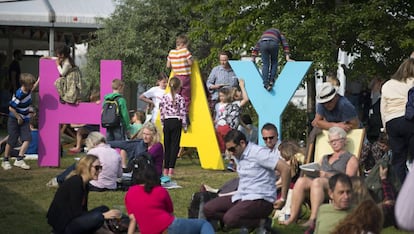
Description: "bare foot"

(300, 219), (315, 227)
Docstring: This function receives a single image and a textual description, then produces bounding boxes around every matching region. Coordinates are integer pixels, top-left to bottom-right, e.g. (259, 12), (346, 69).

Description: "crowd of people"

(1, 35), (414, 234)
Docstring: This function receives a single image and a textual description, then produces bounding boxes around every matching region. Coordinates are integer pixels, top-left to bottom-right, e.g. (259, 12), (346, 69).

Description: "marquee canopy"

(0, 0), (116, 52)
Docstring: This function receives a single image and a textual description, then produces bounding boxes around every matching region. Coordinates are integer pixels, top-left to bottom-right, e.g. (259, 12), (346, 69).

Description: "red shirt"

(125, 185), (174, 234)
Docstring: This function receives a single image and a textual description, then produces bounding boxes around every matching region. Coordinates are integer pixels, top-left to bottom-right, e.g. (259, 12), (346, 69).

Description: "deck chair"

(313, 128), (365, 163)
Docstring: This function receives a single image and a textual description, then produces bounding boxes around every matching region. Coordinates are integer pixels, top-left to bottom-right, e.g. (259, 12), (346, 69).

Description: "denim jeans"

(57, 163), (77, 184)
(259, 40), (279, 86)
(386, 116), (414, 183)
(167, 217), (215, 234)
(64, 206), (109, 234)
(106, 126), (126, 141)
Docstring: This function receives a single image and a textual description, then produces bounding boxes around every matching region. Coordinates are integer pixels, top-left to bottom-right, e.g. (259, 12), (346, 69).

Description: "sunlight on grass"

(0, 153), (409, 234)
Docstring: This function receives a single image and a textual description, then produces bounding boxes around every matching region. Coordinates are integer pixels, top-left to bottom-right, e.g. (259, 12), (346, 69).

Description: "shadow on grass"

(0, 184), (51, 233)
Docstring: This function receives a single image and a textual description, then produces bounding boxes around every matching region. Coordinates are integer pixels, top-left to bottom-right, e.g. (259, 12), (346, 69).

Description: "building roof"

(0, 0), (116, 51)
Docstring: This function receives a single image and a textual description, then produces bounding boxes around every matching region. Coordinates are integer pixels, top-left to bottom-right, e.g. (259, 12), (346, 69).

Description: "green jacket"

(103, 92), (131, 131)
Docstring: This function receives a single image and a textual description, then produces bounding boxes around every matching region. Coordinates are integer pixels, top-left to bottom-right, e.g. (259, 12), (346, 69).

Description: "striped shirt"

(167, 48), (192, 75)
(253, 28), (290, 56)
(9, 87), (32, 122)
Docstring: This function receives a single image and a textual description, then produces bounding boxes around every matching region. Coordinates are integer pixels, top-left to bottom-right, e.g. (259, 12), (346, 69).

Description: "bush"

(281, 103), (307, 142)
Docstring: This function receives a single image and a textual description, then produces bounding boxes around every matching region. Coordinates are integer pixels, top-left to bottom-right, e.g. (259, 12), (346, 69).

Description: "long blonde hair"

(135, 122), (161, 145)
(67, 154), (99, 181)
(278, 140), (303, 177)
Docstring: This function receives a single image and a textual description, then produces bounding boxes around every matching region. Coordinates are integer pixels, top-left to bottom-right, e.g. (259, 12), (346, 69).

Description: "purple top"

(148, 142), (164, 177)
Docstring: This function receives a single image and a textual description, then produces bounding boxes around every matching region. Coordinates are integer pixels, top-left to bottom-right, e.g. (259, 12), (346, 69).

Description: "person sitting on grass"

(46, 132), (122, 192)
(108, 122), (164, 178)
(125, 154), (214, 234)
(280, 126), (359, 227)
(47, 154), (122, 234)
(203, 129), (290, 233)
(312, 173), (353, 234)
(331, 199), (383, 234)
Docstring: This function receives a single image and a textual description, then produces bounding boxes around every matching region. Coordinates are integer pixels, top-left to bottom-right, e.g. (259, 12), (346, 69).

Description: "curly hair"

(331, 199), (383, 234)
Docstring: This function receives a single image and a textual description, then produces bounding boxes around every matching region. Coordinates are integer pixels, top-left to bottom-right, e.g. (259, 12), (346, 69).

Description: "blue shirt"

(26, 129), (38, 154)
(206, 65), (238, 101)
(316, 95), (358, 123)
(232, 142), (280, 203)
(9, 87), (32, 122)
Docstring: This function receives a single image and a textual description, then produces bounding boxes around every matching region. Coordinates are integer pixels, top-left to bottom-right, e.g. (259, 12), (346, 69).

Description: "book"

(300, 162), (321, 178)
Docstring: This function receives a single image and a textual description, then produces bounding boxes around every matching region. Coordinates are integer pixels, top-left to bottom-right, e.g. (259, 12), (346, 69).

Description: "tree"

(85, 0), (190, 87)
(186, 0), (413, 137)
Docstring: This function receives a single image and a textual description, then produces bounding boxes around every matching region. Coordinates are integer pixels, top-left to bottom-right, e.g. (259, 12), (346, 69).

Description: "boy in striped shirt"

(167, 34), (193, 115)
(2, 73), (39, 170)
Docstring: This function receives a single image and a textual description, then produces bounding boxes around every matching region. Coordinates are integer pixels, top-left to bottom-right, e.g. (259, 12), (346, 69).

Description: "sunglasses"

(227, 145), (238, 153)
(262, 136), (275, 141)
(94, 165), (103, 171)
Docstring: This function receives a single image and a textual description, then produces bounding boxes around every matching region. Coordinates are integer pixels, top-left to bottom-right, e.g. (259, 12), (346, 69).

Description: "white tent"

(0, 0), (116, 54)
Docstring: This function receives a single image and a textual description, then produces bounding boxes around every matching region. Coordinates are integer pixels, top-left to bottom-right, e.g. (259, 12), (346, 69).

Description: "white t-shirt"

(142, 86), (165, 123)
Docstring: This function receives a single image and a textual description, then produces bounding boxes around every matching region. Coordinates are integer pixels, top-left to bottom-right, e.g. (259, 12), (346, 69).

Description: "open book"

(300, 162), (321, 178)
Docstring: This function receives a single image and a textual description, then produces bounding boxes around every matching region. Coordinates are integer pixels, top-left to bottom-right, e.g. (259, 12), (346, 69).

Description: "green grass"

(0, 152), (409, 234)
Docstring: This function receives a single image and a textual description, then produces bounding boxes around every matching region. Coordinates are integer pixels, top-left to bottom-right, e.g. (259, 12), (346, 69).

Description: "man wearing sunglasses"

(261, 123), (281, 151)
(203, 129), (290, 233)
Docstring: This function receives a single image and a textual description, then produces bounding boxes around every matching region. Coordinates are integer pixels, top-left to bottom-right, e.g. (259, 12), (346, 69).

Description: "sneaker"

(2, 161), (11, 170)
(46, 177), (59, 188)
(13, 159), (30, 169)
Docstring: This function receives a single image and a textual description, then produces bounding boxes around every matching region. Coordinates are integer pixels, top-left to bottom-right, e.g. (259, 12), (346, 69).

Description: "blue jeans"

(259, 40), (279, 86)
(64, 206), (108, 234)
(167, 217), (215, 234)
(57, 163), (77, 184)
(106, 126), (125, 141)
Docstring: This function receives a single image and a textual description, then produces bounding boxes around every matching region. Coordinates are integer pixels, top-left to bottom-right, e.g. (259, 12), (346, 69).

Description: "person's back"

(126, 184), (174, 233)
(167, 34), (193, 114)
(88, 143), (122, 190)
(103, 79), (130, 141)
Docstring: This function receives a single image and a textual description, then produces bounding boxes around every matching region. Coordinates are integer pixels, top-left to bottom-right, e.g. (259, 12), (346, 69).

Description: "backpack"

(102, 96), (121, 128)
(188, 191), (218, 219)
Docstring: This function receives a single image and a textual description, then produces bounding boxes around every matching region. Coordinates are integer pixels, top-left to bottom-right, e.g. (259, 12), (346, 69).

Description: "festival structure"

(38, 59), (311, 169)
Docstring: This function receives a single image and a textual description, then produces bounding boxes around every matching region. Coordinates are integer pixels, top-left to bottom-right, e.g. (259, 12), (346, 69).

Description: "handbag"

(105, 215), (130, 234)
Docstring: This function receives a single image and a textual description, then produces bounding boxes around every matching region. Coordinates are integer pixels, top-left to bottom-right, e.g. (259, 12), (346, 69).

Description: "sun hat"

(316, 82), (337, 103)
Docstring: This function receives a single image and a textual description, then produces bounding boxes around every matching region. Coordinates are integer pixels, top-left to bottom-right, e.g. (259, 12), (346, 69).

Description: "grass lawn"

(0, 150), (409, 234)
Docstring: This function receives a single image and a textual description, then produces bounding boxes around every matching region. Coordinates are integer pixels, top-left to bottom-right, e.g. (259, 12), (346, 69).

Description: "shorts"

(7, 117), (31, 147)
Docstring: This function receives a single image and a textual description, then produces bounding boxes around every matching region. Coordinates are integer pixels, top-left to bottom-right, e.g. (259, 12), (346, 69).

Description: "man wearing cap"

(312, 82), (360, 132)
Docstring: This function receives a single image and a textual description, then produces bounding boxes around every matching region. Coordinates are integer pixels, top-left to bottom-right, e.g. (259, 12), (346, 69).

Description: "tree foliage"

(86, 0), (190, 86)
(187, 0), (413, 78)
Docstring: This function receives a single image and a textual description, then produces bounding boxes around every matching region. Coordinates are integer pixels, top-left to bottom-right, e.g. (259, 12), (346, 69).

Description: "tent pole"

(49, 26), (54, 56)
